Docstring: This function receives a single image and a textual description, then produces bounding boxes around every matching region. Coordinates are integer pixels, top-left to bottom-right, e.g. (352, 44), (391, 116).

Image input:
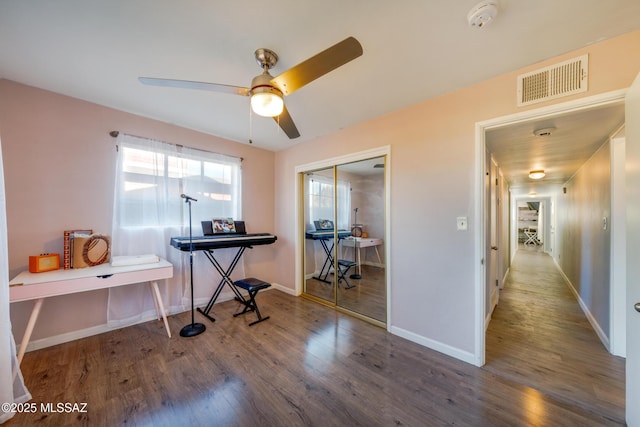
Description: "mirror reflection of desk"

(340, 237), (383, 276)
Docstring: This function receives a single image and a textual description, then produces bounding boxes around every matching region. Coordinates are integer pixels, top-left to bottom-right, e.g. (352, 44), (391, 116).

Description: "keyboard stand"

(196, 247), (248, 322)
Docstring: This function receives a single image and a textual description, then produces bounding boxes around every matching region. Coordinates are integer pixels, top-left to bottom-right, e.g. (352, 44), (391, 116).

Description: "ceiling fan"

(139, 36), (363, 140)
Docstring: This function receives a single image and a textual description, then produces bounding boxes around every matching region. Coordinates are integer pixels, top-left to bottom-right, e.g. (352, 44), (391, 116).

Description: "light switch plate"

(457, 216), (468, 231)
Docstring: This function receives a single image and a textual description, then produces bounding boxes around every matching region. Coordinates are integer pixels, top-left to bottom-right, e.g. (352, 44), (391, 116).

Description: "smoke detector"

(467, 1), (499, 28)
(533, 127), (555, 137)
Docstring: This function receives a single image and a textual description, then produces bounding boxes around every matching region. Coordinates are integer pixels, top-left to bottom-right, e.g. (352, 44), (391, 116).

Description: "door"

(336, 158), (386, 323)
(626, 71), (640, 425)
(303, 167), (336, 304)
(489, 158), (499, 310)
(301, 156), (388, 325)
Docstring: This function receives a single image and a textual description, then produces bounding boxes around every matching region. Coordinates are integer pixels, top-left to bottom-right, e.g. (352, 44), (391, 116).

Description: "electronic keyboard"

(170, 233), (277, 251)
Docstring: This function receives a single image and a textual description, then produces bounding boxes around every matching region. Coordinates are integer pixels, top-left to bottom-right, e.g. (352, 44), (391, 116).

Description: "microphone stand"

(180, 195), (206, 337)
(350, 208), (362, 279)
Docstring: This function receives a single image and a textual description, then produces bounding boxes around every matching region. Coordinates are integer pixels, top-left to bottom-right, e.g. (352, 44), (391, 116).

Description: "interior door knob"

(491, 246), (498, 250)
(635, 302), (640, 313)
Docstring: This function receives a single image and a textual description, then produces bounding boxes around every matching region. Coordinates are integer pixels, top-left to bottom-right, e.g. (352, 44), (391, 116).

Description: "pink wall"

(0, 80), (276, 341)
(3, 28), (639, 359)
(273, 30), (640, 357)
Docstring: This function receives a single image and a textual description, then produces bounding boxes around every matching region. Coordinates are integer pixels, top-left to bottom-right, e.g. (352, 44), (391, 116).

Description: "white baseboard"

(501, 267), (510, 289)
(554, 260), (610, 350)
(390, 324), (476, 365)
(485, 311), (493, 332)
(21, 284), (296, 354)
(22, 310), (181, 354)
(269, 282), (297, 296)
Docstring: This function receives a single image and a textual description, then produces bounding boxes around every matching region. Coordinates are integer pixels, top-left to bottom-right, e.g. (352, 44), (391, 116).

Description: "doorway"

(475, 90), (629, 421)
(296, 147), (390, 326)
(475, 89), (627, 364)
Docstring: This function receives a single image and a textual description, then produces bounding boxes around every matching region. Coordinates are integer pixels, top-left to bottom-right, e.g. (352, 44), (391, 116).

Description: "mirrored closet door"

(303, 167), (336, 304)
(302, 156), (387, 325)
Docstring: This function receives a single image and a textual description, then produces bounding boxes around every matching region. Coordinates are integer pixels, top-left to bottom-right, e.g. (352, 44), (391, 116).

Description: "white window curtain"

(108, 133), (243, 327)
(305, 174), (351, 273)
(306, 174), (351, 230)
(0, 137), (31, 424)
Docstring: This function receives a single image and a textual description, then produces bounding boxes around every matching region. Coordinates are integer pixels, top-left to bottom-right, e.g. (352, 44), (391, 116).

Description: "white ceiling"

(487, 102), (626, 197)
(0, 1), (639, 197)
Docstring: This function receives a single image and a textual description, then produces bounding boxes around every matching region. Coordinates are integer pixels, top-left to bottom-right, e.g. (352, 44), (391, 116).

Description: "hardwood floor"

(485, 246), (625, 424)
(8, 255), (624, 426)
(305, 264), (386, 322)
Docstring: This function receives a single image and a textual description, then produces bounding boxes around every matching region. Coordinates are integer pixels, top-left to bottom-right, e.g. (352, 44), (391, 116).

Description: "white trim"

(474, 118), (486, 367)
(479, 89), (627, 130)
(269, 282), (298, 296)
(20, 283), (294, 354)
(294, 146), (391, 328)
(475, 89), (628, 367)
(610, 131), (627, 357)
(555, 259), (610, 350)
(390, 325), (477, 366)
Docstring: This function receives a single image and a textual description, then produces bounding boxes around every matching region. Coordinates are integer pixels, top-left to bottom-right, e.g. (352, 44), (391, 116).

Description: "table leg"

(150, 284), (161, 320)
(17, 298), (44, 365)
(374, 246), (382, 264)
(149, 281), (171, 338)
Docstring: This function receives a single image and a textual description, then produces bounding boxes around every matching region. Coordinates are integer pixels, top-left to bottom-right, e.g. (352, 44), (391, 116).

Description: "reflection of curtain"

(305, 174), (351, 273)
(108, 134), (243, 326)
(0, 137), (31, 423)
(306, 174), (351, 229)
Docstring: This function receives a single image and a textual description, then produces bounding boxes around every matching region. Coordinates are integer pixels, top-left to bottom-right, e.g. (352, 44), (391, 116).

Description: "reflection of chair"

(337, 259), (357, 289)
(524, 229), (539, 246)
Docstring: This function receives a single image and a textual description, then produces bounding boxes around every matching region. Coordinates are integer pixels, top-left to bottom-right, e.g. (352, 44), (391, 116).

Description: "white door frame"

(474, 89), (627, 366)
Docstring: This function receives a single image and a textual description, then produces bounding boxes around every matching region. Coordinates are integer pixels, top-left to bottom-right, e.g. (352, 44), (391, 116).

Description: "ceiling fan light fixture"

(529, 169), (546, 180)
(250, 86), (284, 117)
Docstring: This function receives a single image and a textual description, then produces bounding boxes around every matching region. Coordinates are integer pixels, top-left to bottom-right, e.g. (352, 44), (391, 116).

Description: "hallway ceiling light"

(529, 170), (545, 179)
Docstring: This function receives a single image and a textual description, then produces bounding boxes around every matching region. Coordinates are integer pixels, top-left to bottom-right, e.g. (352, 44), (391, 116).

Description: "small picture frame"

(212, 218), (236, 233)
(314, 219), (334, 230)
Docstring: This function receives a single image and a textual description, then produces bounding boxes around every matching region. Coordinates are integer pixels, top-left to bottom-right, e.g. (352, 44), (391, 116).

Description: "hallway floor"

(485, 247), (625, 423)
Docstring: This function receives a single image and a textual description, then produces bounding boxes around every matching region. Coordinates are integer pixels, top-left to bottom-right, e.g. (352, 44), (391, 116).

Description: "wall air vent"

(517, 54), (588, 107)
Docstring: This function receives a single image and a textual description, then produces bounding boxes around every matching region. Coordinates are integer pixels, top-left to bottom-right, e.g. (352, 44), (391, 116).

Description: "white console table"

(341, 237), (383, 276)
(9, 259), (173, 364)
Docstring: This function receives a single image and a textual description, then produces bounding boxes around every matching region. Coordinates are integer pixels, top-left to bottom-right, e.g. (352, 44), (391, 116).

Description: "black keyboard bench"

(337, 259), (357, 289)
(233, 278), (271, 326)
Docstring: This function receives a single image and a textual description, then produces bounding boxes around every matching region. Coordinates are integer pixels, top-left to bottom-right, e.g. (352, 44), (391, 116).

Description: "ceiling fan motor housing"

(254, 48), (278, 70)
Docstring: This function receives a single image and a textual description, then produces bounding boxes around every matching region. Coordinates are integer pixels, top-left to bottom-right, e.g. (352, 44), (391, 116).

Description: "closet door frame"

(295, 146), (391, 328)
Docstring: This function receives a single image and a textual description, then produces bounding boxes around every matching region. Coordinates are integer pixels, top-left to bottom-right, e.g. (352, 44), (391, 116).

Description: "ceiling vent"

(517, 54), (588, 107)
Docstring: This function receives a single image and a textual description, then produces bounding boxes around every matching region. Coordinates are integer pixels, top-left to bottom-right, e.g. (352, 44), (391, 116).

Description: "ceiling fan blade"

(270, 36), (363, 96)
(139, 77), (250, 97)
(274, 105), (300, 139)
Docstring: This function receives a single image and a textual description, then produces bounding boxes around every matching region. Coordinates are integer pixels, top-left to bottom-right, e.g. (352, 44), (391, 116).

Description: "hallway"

(484, 247), (626, 423)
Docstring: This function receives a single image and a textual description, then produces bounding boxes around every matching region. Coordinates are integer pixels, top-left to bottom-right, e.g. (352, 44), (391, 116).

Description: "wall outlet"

(457, 216), (468, 231)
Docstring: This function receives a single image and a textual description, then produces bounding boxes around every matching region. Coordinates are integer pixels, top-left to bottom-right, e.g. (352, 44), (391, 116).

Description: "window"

(306, 174), (350, 230)
(115, 136), (241, 228)
(108, 133), (243, 327)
